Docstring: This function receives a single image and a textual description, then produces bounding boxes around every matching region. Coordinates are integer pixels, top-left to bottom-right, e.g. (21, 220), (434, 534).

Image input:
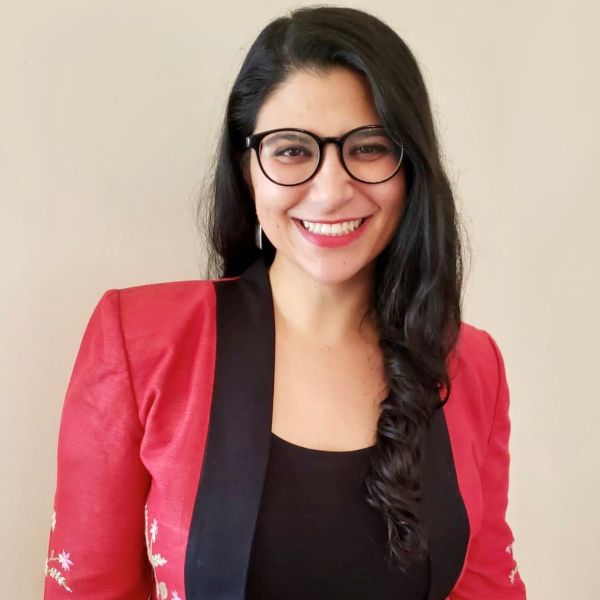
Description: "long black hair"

(199, 5), (465, 570)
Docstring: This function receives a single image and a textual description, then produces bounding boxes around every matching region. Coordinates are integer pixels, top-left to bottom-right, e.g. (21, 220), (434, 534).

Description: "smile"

(300, 218), (365, 236)
(292, 216), (371, 248)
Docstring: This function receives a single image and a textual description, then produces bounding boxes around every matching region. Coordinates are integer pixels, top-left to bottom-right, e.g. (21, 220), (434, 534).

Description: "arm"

(449, 332), (527, 599)
(44, 290), (153, 598)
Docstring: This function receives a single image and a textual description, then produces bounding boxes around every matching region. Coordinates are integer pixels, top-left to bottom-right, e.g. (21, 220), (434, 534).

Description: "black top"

(245, 432), (430, 600)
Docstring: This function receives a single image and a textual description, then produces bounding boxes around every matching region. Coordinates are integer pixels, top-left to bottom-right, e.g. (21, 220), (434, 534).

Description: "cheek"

(251, 166), (303, 220)
(378, 177), (407, 220)
(253, 183), (303, 233)
(250, 159), (280, 212)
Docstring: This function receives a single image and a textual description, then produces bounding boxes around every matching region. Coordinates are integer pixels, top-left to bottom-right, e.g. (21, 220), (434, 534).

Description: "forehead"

(254, 68), (381, 136)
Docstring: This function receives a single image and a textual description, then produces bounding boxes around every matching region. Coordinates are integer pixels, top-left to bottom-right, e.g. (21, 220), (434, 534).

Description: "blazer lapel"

(185, 255), (275, 600)
(421, 405), (470, 599)
(184, 254), (470, 600)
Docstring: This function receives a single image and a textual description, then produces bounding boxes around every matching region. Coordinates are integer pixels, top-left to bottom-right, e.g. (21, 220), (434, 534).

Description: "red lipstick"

(293, 217), (370, 248)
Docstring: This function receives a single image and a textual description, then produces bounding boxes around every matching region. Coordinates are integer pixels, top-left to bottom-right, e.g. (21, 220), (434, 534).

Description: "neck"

(267, 253), (378, 348)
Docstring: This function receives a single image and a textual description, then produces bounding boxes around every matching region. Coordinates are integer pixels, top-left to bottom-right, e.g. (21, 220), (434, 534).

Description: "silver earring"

(255, 223), (263, 250)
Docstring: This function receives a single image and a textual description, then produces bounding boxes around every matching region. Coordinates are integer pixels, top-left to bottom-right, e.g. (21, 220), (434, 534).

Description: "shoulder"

(452, 321), (505, 387)
(115, 279), (217, 328)
(88, 279), (233, 415)
(91, 278), (230, 368)
(97, 275), (245, 331)
(444, 321), (508, 439)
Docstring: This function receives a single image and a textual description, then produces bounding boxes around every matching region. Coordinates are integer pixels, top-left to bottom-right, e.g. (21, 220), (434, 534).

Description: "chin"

(296, 257), (373, 286)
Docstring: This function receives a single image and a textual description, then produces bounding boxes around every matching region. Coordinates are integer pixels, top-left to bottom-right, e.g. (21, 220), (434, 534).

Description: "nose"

(307, 143), (354, 208)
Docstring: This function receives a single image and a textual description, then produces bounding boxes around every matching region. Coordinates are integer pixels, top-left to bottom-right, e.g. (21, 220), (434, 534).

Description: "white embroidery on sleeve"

(505, 542), (519, 584)
(45, 509), (73, 593)
(144, 504), (182, 600)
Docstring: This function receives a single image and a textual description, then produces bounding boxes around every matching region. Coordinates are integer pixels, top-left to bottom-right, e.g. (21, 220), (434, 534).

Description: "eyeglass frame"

(244, 124), (405, 186)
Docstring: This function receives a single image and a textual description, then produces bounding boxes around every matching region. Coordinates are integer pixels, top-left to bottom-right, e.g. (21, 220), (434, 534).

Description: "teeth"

(301, 218), (364, 236)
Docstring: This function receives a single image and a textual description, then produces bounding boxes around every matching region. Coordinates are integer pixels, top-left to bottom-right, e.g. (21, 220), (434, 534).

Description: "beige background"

(1, 0), (599, 597)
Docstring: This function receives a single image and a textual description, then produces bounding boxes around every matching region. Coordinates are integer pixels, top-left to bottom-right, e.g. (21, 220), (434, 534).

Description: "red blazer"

(44, 256), (526, 599)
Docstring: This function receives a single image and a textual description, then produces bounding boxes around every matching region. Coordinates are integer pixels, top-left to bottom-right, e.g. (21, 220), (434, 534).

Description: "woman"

(44, 6), (526, 599)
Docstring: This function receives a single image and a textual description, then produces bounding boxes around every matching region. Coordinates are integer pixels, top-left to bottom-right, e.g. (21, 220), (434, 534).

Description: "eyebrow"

(349, 128), (386, 139)
(264, 132), (311, 143)
(261, 126), (387, 142)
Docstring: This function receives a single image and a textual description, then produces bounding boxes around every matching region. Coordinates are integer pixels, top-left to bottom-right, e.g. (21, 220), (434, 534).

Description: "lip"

(295, 217), (369, 224)
(293, 216), (371, 248)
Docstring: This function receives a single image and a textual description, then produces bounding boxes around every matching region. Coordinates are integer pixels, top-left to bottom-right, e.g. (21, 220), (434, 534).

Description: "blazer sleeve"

(449, 332), (527, 599)
(44, 290), (153, 598)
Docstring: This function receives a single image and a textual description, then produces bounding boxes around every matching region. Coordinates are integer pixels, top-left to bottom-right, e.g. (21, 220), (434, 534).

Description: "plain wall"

(1, 0), (599, 597)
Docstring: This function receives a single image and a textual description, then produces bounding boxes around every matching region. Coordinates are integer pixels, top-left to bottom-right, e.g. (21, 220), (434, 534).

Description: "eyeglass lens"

(258, 127), (402, 185)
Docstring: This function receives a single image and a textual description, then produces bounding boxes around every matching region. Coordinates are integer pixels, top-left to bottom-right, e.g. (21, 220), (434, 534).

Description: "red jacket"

(44, 256), (526, 599)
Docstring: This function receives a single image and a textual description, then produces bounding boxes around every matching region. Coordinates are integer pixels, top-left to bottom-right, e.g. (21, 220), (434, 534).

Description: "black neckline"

(271, 432), (375, 456)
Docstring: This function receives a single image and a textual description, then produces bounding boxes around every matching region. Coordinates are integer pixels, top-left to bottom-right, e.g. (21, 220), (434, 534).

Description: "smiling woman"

(246, 68), (407, 285)
(44, 6), (526, 600)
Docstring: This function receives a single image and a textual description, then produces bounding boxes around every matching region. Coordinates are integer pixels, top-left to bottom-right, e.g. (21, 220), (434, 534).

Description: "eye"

(274, 146), (311, 157)
(272, 145), (314, 162)
(349, 143), (390, 159)
(356, 144), (379, 154)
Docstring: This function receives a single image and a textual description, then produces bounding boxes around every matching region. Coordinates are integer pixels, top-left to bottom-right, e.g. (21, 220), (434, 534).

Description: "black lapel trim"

(185, 255), (275, 600)
(422, 405), (470, 599)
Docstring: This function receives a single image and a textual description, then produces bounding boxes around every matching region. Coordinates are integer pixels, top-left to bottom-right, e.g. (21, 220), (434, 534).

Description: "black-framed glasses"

(245, 124), (404, 186)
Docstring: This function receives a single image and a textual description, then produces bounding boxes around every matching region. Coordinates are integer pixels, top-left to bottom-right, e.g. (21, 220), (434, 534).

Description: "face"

(247, 67), (407, 286)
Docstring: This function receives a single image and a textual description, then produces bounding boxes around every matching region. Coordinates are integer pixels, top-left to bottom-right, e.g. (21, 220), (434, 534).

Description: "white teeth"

(301, 218), (363, 236)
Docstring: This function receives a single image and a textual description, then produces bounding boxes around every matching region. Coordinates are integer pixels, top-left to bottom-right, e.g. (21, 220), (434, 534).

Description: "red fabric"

(45, 283), (217, 599)
(444, 329), (526, 598)
(44, 282), (525, 599)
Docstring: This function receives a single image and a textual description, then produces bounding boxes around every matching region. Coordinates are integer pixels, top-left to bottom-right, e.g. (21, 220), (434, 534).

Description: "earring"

(255, 223), (263, 250)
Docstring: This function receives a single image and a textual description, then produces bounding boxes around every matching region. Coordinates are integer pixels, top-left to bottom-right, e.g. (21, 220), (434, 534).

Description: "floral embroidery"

(150, 519), (159, 543)
(45, 509), (73, 592)
(144, 504), (182, 600)
(58, 551), (74, 571)
(505, 542), (519, 584)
